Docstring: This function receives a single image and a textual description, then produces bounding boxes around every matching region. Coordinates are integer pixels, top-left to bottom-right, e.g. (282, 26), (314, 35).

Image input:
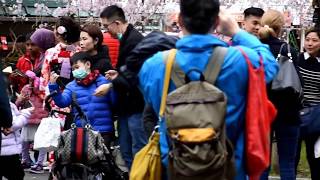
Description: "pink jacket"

(16, 84), (48, 125)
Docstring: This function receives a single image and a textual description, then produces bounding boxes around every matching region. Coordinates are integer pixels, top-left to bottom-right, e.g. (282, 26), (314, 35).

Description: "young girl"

(0, 77), (33, 180)
(16, 70), (48, 174)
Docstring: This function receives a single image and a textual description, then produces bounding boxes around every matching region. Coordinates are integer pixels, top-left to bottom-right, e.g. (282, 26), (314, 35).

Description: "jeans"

(260, 121), (300, 180)
(21, 141), (46, 166)
(118, 113), (147, 169)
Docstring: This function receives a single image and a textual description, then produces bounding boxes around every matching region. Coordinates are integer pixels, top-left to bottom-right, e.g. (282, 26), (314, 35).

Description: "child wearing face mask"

(48, 52), (116, 147)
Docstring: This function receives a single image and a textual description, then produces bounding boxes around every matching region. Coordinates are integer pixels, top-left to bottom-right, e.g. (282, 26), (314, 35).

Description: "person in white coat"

(0, 77), (33, 180)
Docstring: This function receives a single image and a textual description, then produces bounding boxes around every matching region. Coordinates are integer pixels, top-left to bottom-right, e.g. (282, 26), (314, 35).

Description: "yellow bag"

(130, 49), (177, 180)
(130, 132), (161, 180)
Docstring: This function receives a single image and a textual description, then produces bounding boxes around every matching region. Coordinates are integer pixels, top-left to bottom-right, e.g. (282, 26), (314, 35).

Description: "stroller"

(45, 91), (128, 180)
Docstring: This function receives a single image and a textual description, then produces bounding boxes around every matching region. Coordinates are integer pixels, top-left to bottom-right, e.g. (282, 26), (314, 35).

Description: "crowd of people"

(0, 0), (320, 179)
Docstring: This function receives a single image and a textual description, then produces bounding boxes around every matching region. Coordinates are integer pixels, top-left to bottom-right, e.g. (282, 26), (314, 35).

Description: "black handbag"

(55, 93), (108, 165)
(52, 92), (128, 180)
(271, 43), (302, 95)
(300, 104), (320, 136)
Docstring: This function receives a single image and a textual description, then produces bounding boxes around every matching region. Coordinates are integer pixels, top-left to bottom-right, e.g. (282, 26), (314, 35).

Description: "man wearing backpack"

(138, 0), (279, 179)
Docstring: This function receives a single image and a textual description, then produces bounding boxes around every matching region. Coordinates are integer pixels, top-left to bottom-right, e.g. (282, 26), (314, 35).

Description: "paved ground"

(24, 171), (50, 180)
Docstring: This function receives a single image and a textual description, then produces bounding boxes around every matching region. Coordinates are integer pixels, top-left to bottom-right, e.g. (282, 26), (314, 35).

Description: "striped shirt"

(298, 53), (320, 106)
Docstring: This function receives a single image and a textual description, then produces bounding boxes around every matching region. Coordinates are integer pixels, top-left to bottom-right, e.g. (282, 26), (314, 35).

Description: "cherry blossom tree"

(0, 0), (314, 27)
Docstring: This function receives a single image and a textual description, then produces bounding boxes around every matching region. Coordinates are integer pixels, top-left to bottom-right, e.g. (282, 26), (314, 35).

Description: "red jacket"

(11, 53), (40, 92)
(103, 33), (119, 68)
(16, 53), (40, 73)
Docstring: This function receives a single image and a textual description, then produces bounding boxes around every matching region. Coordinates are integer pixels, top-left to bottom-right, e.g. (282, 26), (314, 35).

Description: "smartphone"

(23, 100), (33, 109)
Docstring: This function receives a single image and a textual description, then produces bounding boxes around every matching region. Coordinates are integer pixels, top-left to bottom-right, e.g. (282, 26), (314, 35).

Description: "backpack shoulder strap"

(162, 50), (185, 88)
(170, 60), (185, 88)
(159, 49), (177, 117)
(204, 46), (228, 84)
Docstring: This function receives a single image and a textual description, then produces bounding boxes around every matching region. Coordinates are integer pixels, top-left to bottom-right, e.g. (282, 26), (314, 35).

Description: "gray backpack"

(162, 47), (235, 180)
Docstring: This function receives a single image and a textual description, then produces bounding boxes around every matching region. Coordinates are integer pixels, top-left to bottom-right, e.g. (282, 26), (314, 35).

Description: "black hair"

(305, 27), (320, 38)
(100, 5), (126, 23)
(244, 7), (265, 19)
(25, 32), (33, 42)
(180, 0), (220, 34)
(70, 52), (93, 68)
(56, 16), (81, 44)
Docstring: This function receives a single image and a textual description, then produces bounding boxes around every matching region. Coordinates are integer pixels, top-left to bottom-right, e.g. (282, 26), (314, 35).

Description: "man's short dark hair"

(56, 16), (81, 44)
(244, 7), (264, 19)
(180, 0), (220, 34)
(100, 5), (126, 23)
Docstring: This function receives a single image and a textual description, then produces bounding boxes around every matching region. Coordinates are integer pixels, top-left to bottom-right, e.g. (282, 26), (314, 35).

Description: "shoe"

(29, 164), (44, 174)
(21, 162), (31, 169)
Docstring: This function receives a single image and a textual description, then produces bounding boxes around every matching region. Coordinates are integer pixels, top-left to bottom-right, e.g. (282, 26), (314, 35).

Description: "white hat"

(2, 66), (13, 74)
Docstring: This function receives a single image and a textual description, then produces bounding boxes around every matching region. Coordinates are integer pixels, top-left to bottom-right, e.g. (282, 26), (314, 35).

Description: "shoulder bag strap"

(159, 49), (177, 118)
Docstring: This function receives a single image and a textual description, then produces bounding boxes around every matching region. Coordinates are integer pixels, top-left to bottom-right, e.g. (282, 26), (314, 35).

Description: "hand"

(216, 8), (240, 37)
(1, 127), (13, 135)
(21, 94), (30, 101)
(105, 70), (119, 81)
(50, 72), (59, 84)
(93, 83), (113, 97)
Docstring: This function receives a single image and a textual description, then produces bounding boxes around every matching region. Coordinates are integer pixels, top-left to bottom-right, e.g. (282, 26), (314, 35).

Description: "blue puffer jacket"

(49, 75), (116, 133)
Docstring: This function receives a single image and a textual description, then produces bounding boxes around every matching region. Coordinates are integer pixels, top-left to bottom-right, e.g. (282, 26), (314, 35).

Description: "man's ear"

(178, 13), (184, 29)
(242, 21), (246, 29)
(213, 17), (220, 30)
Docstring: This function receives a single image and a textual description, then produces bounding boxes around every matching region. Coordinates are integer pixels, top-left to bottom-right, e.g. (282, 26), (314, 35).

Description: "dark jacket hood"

(126, 31), (179, 73)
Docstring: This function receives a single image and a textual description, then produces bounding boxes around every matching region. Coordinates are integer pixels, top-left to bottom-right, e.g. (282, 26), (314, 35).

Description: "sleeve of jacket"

(232, 30), (279, 83)
(100, 47), (114, 74)
(108, 88), (117, 107)
(48, 83), (72, 108)
(0, 72), (12, 128)
(112, 74), (131, 94)
(139, 52), (166, 115)
(11, 108), (30, 132)
(16, 56), (32, 73)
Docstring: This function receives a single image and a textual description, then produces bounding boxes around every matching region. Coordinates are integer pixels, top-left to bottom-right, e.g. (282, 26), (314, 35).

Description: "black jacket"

(91, 45), (113, 75)
(262, 36), (302, 125)
(0, 72), (12, 128)
(112, 24), (144, 115)
(118, 31), (178, 135)
(116, 24), (144, 70)
(0, 71), (13, 154)
(112, 30), (178, 115)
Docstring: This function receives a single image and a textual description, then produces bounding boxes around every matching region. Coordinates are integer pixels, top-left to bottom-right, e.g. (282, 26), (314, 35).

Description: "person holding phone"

(16, 70), (48, 173)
